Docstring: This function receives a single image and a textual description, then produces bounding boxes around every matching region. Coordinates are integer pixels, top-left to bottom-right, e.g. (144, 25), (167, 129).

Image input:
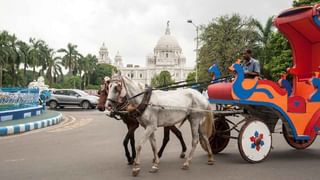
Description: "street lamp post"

(187, 19), (199, 82)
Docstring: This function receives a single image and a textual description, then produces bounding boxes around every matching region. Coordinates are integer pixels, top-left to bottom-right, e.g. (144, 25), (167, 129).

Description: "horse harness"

(107, 78), (152, 119)
(128, 87), (152, 118)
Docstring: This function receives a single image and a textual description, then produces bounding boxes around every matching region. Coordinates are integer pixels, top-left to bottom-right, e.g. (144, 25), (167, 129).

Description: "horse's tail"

(202, 105), (214, 138)
(199, 105), (215, 152)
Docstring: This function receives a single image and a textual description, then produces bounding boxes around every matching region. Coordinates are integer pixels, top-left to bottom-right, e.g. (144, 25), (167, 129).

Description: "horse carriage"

(207, 4), (320, 163)
(102, 3), (320, 176)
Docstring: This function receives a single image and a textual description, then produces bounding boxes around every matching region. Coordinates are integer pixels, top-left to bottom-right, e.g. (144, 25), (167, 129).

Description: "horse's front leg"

(128, 122), (139, 165)
(157, 127), (170, 158)
(169, 126), (187, 158)
(123, 129), (132, 164)
(182, 119), (200, 170)
(132, 126), (156, 177)
(149, 132), (160, 173)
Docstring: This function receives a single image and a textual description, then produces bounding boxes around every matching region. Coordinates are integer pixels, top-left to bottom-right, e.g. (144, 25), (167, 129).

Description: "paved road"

(1, 108), (320, 180)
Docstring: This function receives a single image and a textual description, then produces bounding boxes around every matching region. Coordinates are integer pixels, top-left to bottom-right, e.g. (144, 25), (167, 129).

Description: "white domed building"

(97, 43), (112, 64)
(99, 22), (194, 85)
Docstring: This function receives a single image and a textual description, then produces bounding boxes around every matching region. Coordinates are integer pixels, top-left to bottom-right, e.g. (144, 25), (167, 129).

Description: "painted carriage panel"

(208, 4), (320, 142)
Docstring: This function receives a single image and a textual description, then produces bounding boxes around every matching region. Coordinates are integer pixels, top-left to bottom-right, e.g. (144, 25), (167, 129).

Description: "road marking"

(4, 158), (25, 163)
(48, 117), (93, 133)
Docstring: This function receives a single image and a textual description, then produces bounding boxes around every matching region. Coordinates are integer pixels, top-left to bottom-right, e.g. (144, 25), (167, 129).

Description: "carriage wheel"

(282, 125), (316, 149)
(200, 117), (230, 153)
(209, 117), (230, 154)
(238, 120), (272, 163)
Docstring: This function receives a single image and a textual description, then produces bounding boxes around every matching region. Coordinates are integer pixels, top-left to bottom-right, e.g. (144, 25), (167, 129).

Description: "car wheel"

(82, 101), (90, 109)
(49, 101), (58, 109)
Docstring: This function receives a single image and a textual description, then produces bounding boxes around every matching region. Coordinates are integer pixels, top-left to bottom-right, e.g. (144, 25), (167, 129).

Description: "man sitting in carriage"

(241, 48), (261, 79)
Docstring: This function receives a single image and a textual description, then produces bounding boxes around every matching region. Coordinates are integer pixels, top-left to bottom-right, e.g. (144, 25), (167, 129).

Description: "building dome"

(100, 42), (108, 51)
(154, 22), (181, 51)
(155, 35), (181, 51)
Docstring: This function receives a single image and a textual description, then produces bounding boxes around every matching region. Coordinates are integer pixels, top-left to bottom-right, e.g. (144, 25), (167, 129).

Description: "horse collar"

(129, 87), (152, 118)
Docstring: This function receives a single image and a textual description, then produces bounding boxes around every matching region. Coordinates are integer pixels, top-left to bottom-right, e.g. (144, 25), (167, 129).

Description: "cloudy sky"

(0, 0), (292, 67)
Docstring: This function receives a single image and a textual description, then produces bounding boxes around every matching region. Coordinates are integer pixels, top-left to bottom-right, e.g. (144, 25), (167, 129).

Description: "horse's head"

(97, 76), (111, 111)
(106, 76), (127, 111)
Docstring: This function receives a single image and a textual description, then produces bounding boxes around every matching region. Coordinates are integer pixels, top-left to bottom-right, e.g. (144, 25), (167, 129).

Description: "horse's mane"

(121, 75), (145, 90)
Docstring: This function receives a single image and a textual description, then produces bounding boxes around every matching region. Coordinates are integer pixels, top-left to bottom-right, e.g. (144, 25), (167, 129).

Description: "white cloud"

(0, 0), (292, 67)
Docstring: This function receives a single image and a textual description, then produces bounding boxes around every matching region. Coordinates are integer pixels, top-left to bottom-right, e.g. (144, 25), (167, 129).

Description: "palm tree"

(46, 50), (63, 85)
(38, 43), (51, 77)
(29, 38), (45, 80)
(16, 41), (30, 77)
(86, 54), (97, 85)
(0, 31), (10, 87)
(79, 54), (97, 88)
(58, 43), (82, 76)
(254, 16), (274, 68)
(7, 33), (21, 86)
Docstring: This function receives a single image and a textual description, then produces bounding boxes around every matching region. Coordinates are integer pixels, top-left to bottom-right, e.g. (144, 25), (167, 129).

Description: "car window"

(54, 90), (64, 95)
(76, 90), (88, 96)
(68, 90), (80, 97)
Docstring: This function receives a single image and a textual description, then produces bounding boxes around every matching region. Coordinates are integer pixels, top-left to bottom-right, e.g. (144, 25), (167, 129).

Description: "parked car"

(46, 89), (99, 109)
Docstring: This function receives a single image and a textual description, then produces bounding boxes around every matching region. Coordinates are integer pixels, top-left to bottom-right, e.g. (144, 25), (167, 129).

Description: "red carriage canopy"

(274, 4), (320, 81)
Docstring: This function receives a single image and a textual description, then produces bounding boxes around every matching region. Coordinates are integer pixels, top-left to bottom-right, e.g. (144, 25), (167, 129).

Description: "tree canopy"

(197, 14), (260, 81)
(151, 71), (174, 87)
(0, 30), (116, 89)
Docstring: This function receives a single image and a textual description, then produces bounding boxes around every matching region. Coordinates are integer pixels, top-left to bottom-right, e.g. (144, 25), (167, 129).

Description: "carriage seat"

(287, 67), (313, 82)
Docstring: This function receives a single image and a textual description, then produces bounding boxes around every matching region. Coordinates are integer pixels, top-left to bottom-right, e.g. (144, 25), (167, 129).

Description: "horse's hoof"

(128, 160), (134, 165)
(132, 167), (140, 177)
(181, 164), (189, 170)
(180, 152), (186, 159)
(149, 165), (159, 173)
(207, 160), (215, 165)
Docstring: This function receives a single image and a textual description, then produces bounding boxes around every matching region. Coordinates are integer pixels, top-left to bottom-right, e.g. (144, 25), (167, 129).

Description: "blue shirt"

(242, 58), (260, 74)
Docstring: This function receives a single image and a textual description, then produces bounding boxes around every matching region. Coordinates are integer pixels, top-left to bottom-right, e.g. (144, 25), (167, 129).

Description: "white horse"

(106, 75), (214, 176)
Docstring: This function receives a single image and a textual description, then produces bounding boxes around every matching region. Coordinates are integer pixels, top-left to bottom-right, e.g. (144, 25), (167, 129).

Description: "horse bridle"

(107, 77), (152, 118)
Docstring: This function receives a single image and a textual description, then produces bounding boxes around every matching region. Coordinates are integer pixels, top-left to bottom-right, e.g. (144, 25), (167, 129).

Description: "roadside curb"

(0, 113), (63, 136)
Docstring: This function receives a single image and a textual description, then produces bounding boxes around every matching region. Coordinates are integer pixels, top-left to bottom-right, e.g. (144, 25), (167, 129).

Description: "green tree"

(16, 41), (30, 78)
(0, 31), (10, 87)
(90, 64), (116, 85)
(62, 75), (82, 89)
(254, 16), (275, 72)
(29, 38), (45, 80)
(7, 33), (21, 86)
(198, 14), (260, 81)
(79, 54), (97, 88)
(264, 32), (292, 81)
(151, 71), (174, 87)
(58, 43), (82, 76)
(293, 0), (320, 7)
(38, 43), (51, 77)
(46, 50), (63, 86)
(186, 71), (196, 82)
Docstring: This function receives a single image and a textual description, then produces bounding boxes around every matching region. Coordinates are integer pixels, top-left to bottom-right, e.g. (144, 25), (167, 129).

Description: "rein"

(107, 75), (232, 117)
